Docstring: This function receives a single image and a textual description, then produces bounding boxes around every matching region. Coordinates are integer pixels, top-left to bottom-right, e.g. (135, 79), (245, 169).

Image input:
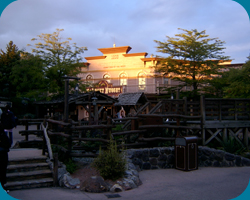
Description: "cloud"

(0, 0), (249, 63)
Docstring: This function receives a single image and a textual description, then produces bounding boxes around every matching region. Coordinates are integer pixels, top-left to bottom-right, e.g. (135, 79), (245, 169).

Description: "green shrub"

(51, 145), (77, 174)
(222, 137), (245, 155)
(92, 139), (126, 181)
(65, 159), (77, 174)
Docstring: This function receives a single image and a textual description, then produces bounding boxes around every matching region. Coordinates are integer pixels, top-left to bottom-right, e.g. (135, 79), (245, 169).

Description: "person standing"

(1, 105), (16, 146)
(0, 123), (11, 192)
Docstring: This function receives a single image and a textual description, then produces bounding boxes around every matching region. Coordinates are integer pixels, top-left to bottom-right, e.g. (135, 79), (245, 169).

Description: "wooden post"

(219, 100), (222, 121)
(223, 128), (228, 143)
(94, 104), (98, 125)
(42, 116), (47, 155)
(25, 120), (29, 141)
(176, 88), (180, 100)
(138, 117), (144, 140)
(64, 79), (69, 122)
(234, 100), (237, 121)
(183, 97), (187, 116)
(243, 127), (249, 149)
(106, 116), (112, 140)
(176, 116), (180, 137)
(67, 127), (72, 156)
(78, 120), (82, 143)
(200, 96), (206, 145)
(53, 153), (58, 187)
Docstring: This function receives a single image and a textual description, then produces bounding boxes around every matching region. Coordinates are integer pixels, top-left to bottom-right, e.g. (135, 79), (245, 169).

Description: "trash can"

(175, 136), (198, 171)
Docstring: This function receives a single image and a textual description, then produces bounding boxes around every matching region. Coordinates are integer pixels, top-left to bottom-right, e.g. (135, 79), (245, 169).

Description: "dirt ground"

(71, 164), (100, 183)
(70, 164), (125, 189)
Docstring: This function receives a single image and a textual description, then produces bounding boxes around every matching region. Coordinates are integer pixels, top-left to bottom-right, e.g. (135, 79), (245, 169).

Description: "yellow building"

(79, 45), (160, 97)
(79, 45), (243, 97)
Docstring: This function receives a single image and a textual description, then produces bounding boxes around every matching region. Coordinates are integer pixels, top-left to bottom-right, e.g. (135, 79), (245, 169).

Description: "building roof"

(115, 92), (148, 106)
(98, 46), (132, 54)
(33, 92), (118, 105)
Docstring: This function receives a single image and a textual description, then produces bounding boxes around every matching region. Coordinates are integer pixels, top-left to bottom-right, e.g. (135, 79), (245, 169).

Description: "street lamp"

(91, 95), (98, 124)
(75, 83), (79, 95)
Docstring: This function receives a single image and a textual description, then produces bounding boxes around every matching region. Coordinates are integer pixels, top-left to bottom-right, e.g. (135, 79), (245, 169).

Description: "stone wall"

(126, 146), (250, 171)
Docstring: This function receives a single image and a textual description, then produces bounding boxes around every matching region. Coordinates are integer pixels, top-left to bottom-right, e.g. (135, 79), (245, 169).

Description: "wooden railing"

(17, 97), (250, 159)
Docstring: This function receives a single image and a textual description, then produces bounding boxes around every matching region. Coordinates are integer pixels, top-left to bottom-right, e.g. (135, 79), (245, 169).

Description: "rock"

(158, 154), (167, 161)
(58, 167), (68, 184)
(63, 174), (80, 189)
(158, 161), (166, 168)
(149, 148), (160, 157)
(110, 184), (123, 193)
(122, 178), (137, 190)
(213, 151), (224, 162)
(225, 153), (235, 161)
(124, 170), (133, 178)
(235, 156), (242, 167)
(80, 176), (109, 193)
(127, 162), (137, 170)
(132, 157), (143, 169)
(130, 175), (141, 186)
(202, 147), (213, 156)
(213, 161), (221, 167)
(131, 169), (139, 177)
(149, 158), (158, 165)
(142, 162), (151, 170)
(167, 154), (174, 164)
(242, 158), (250, 166)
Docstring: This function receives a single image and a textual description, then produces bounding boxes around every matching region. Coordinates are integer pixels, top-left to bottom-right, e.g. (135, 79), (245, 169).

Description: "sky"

(0, 0), (250, 64)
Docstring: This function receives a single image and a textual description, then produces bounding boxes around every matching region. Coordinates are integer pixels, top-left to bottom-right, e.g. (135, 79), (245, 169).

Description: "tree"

(222, 61), (250, 98)
(11, 53), (47, 100)
(0, 41), (21, 98)
(28, 29), (87, 96)
(154, 28), (230, 98)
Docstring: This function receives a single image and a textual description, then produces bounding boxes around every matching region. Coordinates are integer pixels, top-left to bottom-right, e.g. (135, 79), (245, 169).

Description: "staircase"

(5, 155), (54, 190)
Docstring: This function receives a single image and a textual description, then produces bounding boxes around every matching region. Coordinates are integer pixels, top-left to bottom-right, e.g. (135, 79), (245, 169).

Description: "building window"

(163, 77), (168, 85)
(86, 74), (93, 83)
(138, 72), (146, 91)
(103, 73), (111, 83)
(119, 73), (127, 86)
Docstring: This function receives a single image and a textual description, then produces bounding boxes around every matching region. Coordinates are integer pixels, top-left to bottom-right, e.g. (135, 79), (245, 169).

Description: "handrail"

(42, 123), (53, 160)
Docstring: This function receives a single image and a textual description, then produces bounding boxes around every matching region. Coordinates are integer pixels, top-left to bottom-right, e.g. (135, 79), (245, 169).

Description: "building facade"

(79, 45), (161, 97)
(79, 45), (243, 97)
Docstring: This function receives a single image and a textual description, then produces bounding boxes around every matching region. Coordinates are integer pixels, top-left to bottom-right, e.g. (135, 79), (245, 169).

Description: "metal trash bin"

(175, 136), (198, 171)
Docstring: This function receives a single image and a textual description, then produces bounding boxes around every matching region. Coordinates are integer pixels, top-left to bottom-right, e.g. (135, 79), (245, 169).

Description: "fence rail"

(17, 97), (250, 159)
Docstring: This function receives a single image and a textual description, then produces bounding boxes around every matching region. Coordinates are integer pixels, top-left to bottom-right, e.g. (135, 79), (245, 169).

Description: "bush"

(222, 137), (245, 155)
(92, 139), (126, 181)
(52, 145), (77, 174)
(65, 159), (77, 174)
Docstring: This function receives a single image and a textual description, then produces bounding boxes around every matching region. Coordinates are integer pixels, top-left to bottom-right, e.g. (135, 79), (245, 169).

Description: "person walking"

(0, 123), (11, 192)
(1, 105), (16, 146)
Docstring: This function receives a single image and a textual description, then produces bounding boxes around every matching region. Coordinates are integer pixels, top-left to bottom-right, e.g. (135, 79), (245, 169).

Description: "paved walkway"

(4, 126), (250, 200)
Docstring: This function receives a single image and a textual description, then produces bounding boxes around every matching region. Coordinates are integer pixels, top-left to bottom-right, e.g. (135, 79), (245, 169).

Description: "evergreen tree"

(0, 41), (21, 98)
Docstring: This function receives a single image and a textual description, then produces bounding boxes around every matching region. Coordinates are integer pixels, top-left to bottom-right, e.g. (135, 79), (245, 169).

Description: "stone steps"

(7, 169), (53, 182)
(7, 162), (50, 173)
(8, 156), (47, 165)
(5, 178), (54, 190)
(5, 155), (54, 190)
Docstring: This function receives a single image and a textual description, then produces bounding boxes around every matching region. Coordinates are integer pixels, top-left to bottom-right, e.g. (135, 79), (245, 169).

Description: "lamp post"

(75, 83), (79, 95)
(62, 75), (81, 122)
(91, 96), (98, 124)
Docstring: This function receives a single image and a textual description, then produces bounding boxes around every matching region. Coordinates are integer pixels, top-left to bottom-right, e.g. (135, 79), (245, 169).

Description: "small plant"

(222, 137), (245, 155)
(51, 145), (77, 174)
(92, 139), (126, 181)
(112, 124), (124, 132)
(65, 158), (77, 174)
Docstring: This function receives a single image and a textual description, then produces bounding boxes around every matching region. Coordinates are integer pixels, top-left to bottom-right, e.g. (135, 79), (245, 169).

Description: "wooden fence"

(18, 97), (250, 158)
